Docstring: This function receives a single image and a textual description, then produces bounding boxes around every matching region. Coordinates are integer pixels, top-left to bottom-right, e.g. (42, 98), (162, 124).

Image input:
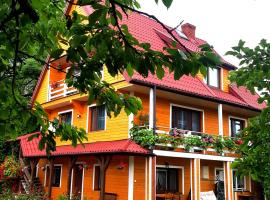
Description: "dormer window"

(204, 67), (220, 88)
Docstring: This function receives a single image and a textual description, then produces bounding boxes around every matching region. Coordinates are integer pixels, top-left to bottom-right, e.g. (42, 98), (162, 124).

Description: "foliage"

(0, 155), (22, 178)
(227, 39), (270, 197)
(58, 194), (84, 200)
(130, 125), (239, 154)
(0, 0), (220, 154)
(0, 191), (45, 200)
(0, 138), (20, 163)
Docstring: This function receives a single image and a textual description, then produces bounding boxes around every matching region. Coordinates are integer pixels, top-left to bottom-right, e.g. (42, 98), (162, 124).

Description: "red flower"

(235, 139), (243, 145)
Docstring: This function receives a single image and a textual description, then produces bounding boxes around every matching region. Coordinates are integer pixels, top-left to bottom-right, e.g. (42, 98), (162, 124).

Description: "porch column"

(190, 158), (200, 200)
(224, 161), (233, 200)
(66, 156), (78, 199)
(96, 155), (111, 200)
(148, 156), (156, 200)
(218, 104), (223, 136)
(30, 158), (39, 186)
(47, 158), (55, 200)
(149, 86), (156, 131)
(128, 156), (134, 200)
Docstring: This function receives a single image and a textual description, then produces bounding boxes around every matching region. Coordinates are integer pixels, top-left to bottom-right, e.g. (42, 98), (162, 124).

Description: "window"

(215, 168), (224, 182)
(156, 168), (179, 193)
(233, 170), (245, 191)
(90, 105), (105, 131)
(93, 165), (101, 191)
(59, 111), (72, 125)
(204, 67), (220, 88)
(230, 118), (245, 137)
(45, 165), (62, 187)
(171, 106), (201, 132)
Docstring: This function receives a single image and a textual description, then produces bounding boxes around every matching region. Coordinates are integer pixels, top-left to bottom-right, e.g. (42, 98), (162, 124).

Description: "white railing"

(49, 79), (77, 101)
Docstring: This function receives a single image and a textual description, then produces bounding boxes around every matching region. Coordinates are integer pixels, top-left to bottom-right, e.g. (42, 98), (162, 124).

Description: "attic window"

(203, 67), (221, 88)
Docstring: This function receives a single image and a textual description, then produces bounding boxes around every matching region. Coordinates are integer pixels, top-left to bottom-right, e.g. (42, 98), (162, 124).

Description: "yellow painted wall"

(47, 101), (129, 146)
(35, 69), (49, 104)
(223, 69), (230, 92)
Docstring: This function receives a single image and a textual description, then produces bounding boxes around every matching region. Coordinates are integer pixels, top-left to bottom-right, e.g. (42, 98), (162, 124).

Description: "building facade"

(19, 3), (265, 200)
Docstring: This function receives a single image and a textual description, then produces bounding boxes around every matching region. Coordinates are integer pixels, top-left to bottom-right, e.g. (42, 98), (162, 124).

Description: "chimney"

(181, 23), (196, 40)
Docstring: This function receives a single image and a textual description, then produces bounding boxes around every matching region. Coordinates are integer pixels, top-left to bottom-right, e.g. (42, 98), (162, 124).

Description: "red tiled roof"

(230, 84), (267, 110)
(124, 71), (264, 109)
(19, 133), (150, 157)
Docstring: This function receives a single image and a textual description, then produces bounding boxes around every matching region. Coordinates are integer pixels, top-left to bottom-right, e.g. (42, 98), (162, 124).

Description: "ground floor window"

(156, 168), (179, 193)
(93, 165), (101, 190)
(233, 170), (245, 191)
(45, 165), (62, 187)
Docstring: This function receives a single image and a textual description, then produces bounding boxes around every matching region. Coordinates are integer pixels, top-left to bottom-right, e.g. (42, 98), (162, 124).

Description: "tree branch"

(110, 0), (192, 55)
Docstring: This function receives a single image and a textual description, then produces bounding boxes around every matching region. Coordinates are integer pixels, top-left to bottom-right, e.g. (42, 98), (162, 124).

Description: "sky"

(139, 0), (270, 66)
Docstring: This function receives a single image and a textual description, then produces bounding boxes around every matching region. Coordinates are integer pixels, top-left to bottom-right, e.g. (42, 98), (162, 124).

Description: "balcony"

(49, 80), (77, 101)
(130, 125), (241, 155)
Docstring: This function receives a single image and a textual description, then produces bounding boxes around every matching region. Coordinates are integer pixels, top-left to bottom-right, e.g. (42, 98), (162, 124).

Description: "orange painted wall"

(134, 94), (221, 135)
(38, 155), (130, 200)
(200, 160), (223, 192)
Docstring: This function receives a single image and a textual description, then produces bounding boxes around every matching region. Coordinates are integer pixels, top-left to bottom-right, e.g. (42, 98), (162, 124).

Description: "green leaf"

(126, 63), (134, 77)
(162, 0), (173, 8)
(50, 49), (64, 59)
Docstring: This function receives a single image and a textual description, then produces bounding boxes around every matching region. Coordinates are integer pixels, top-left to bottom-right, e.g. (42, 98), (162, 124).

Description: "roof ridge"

(229, 84), (249, 105)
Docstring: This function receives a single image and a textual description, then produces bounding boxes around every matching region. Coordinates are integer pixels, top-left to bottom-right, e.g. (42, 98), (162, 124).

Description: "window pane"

(91, 106), (105, 131)
(156, 170), (167, 193)
(97, 106), (105, 130)
(94, 165), (101, 190)
(209, 68), (219, 88)
(168, 169), (178, 192)
(52, 166), (61, 187)
(192, 112), (200, 132)
(91, 107), (97, 131)
(59, 112), (72, 125)
(172, 106), (201, 131)
(231, 118), (244, 137)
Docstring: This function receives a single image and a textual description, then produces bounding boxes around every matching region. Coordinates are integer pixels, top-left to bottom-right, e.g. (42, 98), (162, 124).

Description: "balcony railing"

(49, 80), (77, 101)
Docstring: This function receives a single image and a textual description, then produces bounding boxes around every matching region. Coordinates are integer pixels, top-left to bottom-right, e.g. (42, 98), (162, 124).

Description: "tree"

(0, 0), (220, 154)
(227, 39), (270, 197)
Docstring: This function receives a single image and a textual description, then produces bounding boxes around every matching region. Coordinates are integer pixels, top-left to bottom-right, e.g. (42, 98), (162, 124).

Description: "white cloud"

(139, 0), (270, 66)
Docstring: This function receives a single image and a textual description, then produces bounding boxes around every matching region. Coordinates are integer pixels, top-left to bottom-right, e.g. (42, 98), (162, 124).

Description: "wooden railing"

(49, 79), (77, 101)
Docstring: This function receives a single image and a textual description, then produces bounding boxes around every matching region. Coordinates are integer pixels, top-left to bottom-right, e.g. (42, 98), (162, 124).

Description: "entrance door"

(215, 168), (225, 200)
(71, 164), (84, 199)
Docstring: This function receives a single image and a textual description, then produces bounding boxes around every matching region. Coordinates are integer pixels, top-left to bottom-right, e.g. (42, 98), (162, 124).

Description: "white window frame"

(232, 169), (246, 191)
(86, 104), (107, 132)
(203, 67), (221, 88)
(58, 109), (74, 125)
(156, 165), (185, 195)
(93, 164), (101, 191)
(228, 116), (247, 137)
(170, 103), (205, 132)
(44, 164), (63, 188)
(214, 167), (224, 183)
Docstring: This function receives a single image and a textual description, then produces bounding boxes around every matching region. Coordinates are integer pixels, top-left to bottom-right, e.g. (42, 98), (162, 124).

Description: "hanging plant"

(131, 125), (240, 155)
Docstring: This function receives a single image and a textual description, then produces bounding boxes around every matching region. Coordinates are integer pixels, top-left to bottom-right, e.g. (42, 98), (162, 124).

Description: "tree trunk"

(66, 156), (77, 199)
(96, 155), (111, 200)
(47, 158), (54, 200)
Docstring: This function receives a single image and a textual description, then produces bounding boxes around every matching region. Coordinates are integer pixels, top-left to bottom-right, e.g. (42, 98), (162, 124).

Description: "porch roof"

(19, 133), (150, 157)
